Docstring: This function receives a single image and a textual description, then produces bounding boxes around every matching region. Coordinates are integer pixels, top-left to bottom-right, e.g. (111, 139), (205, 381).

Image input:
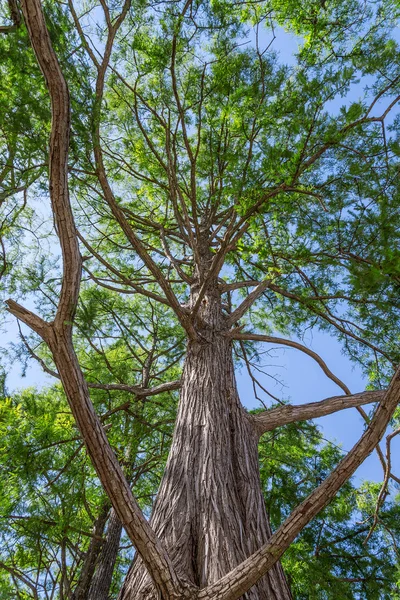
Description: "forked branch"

(231, 332), (351, 395)
(238, 331), (399, 483)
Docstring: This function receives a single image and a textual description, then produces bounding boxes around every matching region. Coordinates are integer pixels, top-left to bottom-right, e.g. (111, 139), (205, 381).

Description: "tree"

(1, 0), (400, 597)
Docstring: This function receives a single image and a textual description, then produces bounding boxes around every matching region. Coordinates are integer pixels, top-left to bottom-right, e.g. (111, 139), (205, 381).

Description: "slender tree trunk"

(72, 501), (110, 600)
(88, 508), (123, 600)
(119, 279), (292, 599)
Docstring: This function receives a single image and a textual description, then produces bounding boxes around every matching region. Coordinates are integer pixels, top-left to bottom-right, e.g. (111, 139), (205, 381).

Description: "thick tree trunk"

(119, 282), (292, 599)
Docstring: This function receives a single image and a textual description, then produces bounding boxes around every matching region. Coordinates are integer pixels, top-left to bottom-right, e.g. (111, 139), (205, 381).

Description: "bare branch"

(90, 379), (181, 397)
(0, 561), (38, 599)
(19, 0), (81, 331)
(234, 331), (398, 480)
(265, 282), (395, 365)
(231, 332), (351, 395)
(251, 390), (384, 436)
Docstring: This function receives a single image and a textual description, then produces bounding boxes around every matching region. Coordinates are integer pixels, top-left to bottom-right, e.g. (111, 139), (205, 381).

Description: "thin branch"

(365, 425), (400, 543)
(20, 332), (181, 396)
(0, 561), (38, 599)
(231, 332), (351, 395)
(219, 280), (259, 292)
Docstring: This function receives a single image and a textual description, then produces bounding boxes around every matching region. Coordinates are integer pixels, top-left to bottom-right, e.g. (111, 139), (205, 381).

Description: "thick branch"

(0, 0), (21, 33)
(225, 280), (271, 327)
(5, 299), (49, 338)
(46, 332), (189, 599)
(199, 365), (400, 600)
(20, 0), (81, 331)
(236, 330), (399, 482)
(251, 390), (384, 436)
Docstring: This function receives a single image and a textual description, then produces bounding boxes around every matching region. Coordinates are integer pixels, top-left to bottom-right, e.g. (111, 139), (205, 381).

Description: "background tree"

(1, 0), (400, 598)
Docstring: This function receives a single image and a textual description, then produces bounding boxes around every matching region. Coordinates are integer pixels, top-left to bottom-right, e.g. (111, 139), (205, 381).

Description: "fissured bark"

(119, 280), (292, 599)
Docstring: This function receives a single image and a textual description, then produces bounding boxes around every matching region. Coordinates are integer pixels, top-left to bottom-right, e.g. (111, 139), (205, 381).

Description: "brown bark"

(252, 390), (385, 435)
(88, 508), (123, 600)
(7, 2), (400, 599)
(119, 280), (292, 599)
(73, 501), (110, 600)
(197, 365), (400, 600)
(0, 0), (22, 33)
(46, 329), (190, 600)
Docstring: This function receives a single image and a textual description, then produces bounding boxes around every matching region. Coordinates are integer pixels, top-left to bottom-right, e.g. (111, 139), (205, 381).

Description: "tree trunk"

(72, 501), (110, 600)
(119, 280), (292, 599)
(88, 508), (123, 600)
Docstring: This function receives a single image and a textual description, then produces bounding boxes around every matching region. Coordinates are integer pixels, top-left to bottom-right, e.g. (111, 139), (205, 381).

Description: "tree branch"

(18, 0), (81, 332)
(5, 2), (190, 597)
(251, 390), (384, 436)
(5, 299), (49, 338)
(89, 12), (196, 339)
(219, 280), (259, 292)
(0, 0), (22, 34)
(234, 330), (399, 481)
(198, 365), (400, 600)
(231, 332), (351, 395)
(225, 280), (271, 327)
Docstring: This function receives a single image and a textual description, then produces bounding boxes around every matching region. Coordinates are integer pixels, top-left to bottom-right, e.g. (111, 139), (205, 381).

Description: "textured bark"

(46, 332), (191, 600)
(119, 276), (292, 600)
(198, 365), (400, 600)
(88, 508), (123, 600)
(9, 3), (397, 598)
(73, 501), (110, 600)
(252, 390), (385, 435)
